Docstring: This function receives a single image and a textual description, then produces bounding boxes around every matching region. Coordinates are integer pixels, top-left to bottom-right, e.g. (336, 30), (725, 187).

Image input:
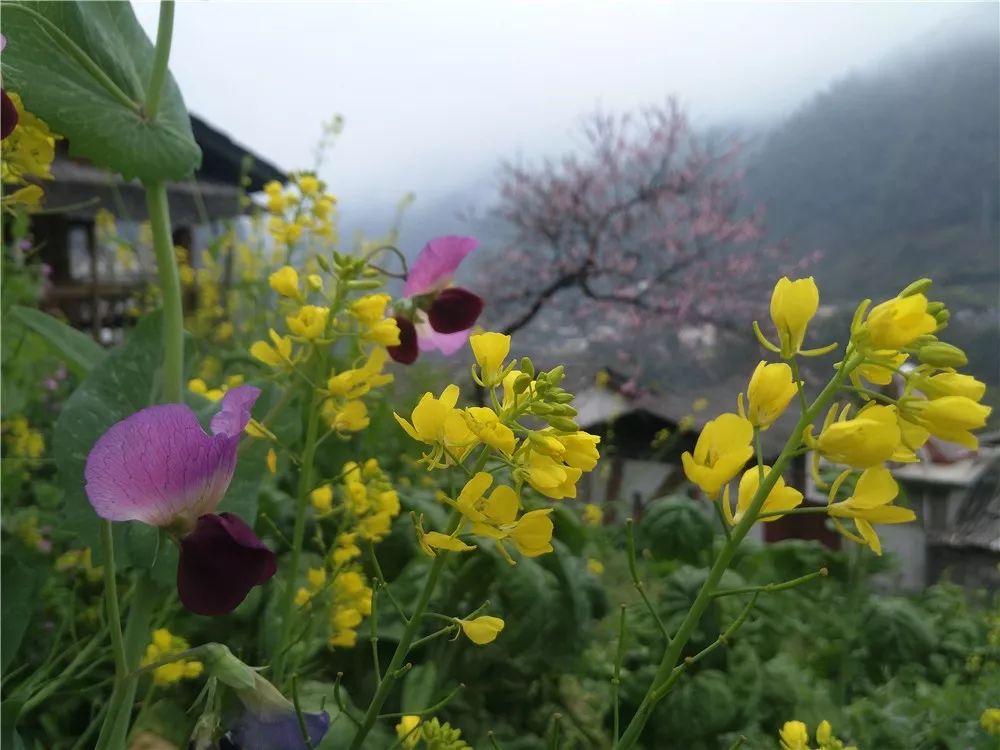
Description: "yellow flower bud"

(770, 276), (819, 357)
(816, 720), (832, 745)
(268, 266), (300, 298)
(310, 484), (334, 513)
(266, 448), (277, 474)
(307, 273), (324, 291)
(187, 378), (208, 395)
(745, 361), (797, 429)
(911, 372), (985, 402)
(779, 721), (809, 750)
(458, 615), (505, 645)
(587, 558), (605, 575)
(470, 332), (511, 386)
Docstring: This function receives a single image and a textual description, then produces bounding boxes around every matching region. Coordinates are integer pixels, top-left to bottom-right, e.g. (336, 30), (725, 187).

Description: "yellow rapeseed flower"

(861, 293), (937, 350)
(286, 305), (330, 339)
(520, 452), (582, 500)
(351, 294), (391, 325)
(582, 503), (602, 526)
(828, 466), (915, 555)
(905, 396), (991, 450)
(815, 404), (900, 469)
(680, 413), (754, 497)
(394, 385), (477, 468)
(458, 615), (505, 645)
(396, 715), (422, 749)
(298, 174), (320, 194)
(587, 558), (605, 575)
(722, 466), (803, 525)
(250, 329), (294, 367)
(463, 407), (516, 455)
(268, 266), (301, 299)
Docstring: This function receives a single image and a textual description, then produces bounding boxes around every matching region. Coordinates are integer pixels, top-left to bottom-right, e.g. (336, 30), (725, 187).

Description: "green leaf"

(0, 555), (47, 672)
(641, 495), (715, 565)
(2, 1), (201, 182)
(53, 313), (164, 559)
(8, 305), (105, 374)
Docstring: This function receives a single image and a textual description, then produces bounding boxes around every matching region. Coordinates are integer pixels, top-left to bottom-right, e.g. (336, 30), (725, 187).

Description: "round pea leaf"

(2, 1), (201, 182)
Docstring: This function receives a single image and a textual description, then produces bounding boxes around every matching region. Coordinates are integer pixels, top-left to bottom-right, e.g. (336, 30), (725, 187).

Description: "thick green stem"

(143, 1), (176, 121)
(348, 550), (450, 750)
(144, 181), (184, 402)
(273, 392), (323, 684)
(616, 353), (862, 749)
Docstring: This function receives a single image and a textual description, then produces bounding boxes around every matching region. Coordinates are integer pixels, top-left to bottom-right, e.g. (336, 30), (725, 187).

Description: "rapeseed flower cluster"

(1, 91), (58, 210)
(395, 716), (470, 750)
(395, 332), (601, 564)
(685, 276), (989, 556)
(779, 719), (857, 750)
(2, 416), (44, 459)
(140, 629), (204, 687)
(262, 173), (337, 251)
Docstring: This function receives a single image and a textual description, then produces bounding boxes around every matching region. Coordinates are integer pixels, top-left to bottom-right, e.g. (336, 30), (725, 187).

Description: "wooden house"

(30, 115), (283, 340)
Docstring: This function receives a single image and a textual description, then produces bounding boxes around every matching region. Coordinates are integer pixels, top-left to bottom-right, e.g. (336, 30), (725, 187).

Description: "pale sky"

(134, 1), (989, 232)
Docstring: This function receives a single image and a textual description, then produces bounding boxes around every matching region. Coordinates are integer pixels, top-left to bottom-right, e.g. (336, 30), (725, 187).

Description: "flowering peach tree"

(0, 2), (995, 750)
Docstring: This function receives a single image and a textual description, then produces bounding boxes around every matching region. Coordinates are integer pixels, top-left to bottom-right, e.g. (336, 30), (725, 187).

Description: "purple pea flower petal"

(387, 315), (419, 364)
(1, 90), (18, 140)
(403, 235), (478, 297)
(177, 512), (276, 616)
(84, 386), (261, 529)
(427, 287), (484, 334)
(416, 317), (471, 355)
(227, 708), (330, 750)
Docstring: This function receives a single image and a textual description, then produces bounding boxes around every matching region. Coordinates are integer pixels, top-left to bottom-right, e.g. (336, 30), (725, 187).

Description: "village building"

(30, 115), (283, 340)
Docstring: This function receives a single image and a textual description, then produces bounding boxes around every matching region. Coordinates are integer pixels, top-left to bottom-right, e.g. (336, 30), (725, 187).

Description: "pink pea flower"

(388, 236), (484, 364)
(84, 386), (276, 616)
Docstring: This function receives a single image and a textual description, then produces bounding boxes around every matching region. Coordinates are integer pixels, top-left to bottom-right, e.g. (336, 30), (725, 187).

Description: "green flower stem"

(612, 605), (627, 744)
(143, 0), (176, 121)
(615, 352), (863, 750)
(94, 569), (159, 750)
(625, 519), (669, 642)
(93, 520), (129, 750)
(710, 567), (827, 598)
(348, 511), (461, 750)
(273, 390), (323, 684)
(144, 180), (184, 403)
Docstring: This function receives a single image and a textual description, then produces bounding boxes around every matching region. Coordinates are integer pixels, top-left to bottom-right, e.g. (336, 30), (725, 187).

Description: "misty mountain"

(746, 21), (999, 305)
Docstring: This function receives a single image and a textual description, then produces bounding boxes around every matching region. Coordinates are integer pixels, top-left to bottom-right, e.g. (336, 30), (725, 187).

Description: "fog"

(135, 1), (990, 235)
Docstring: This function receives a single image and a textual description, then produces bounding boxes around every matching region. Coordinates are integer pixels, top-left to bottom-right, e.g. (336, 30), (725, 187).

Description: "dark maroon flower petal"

(177, 513), (276, 616)
(387, 315), (419, 365)
(428, 287), (484, 334)
(1, 90), (18, 140)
